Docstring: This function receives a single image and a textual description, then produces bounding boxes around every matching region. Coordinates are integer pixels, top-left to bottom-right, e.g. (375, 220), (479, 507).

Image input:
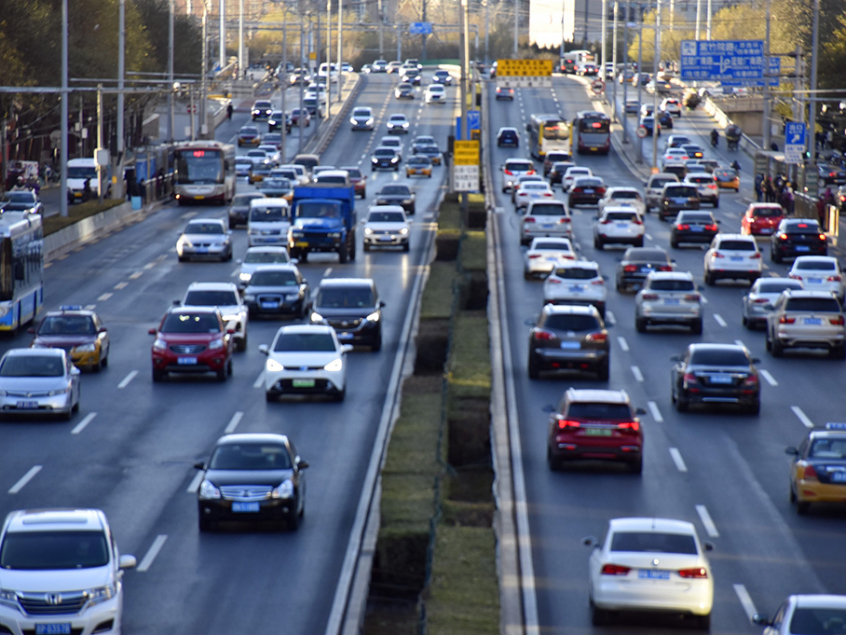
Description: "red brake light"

(683, 372), (698, 384)
(830, 316), (845, 325)
(804, 464), (818, 479)
(591, 278), (605, 286)
(753, 298), (769, 304)
(819, 234), (827, 241)
(601, 219), (613, 225)
(828, 275), (842, 282)
(559, 217), (571, 223)
(528, 168), (536, 175)
(601, 564), (631, 576)
(684, 293), (701, 301)
(678, 567), (709, 579)
(533, 329), (555, 341)
(586, 332), (607, 342)
(658, 265), (673, 271)
(750, 252), (761, 259)
(642, 293), (659, 300)
(779, 316), (796, 324)
(505, 169), (513, 175)
(557, 418), (580, 430)
(789, 273), (801, 280)
(624, 265), (638, 272)
(524, 217), (536, 223)
(713, 251), (724, 258)
(617, 421), (640, 432)
(677, 224), (690, 231)
(528, 254), (542, 259)
(632, 218), (643, 225)
(778, 233), (788, 240)
(704, 224), (718, 232)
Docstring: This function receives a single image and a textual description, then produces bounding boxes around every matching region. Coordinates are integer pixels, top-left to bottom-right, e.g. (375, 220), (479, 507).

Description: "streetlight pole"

(168, 0), (175, 142)
(326, 0), (331, 115)
(622, 0), (629, 144)
(281, 25), (287, 164)
(238, 0), (244, 74)
(808, 0), (820, 174)
(299, 16), (306, 154)
(762, 0), (772, 150)
(601, 0), (607, 80)
(60, 0), (69, 217)
(612, 0), (618, 123)
(219, 0), (226, 71)
(651, 0), (661, 169)
(513, 0), (518, 56)
(200, 2), (208, 138)
(337, 0), (343, 103)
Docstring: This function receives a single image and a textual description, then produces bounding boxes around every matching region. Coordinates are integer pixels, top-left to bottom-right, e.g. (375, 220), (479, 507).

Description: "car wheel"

(590, 602), (610, 626)
(748, 400), (761, 415)
(670, 238), (679, 249)
(635, 316), (647, 333)
(771, 250), (782, 264)
(178, 256), (187, 263)
(152, 369), (165, 382)
(675, 388), (689, 412)
(765, 331), (773, 351)
(372, 331), (382, 352)
(691, 318), (703, 335)
(568, 197), (575, 207)
(713, 198), (720, 209)
(695, 613), (711, 631)
(287, 505), (300, 531)
(547, 446), (561, 471)
(528, 353), (541, 379)
(217, 366), (227, 381)
(594, 237), (604, 250)
(334, 388), (346, 402)
(797, 501), (810, 515)
(831, 344), (846, 360)
(403, 242), (410, 252)
(704, 270), (715, 286)
(199, 516), (213, 532)
(789, 485), (797, 504)
(635, 236), (644, 247)
(742, 315), (749, 329)
(364, 243), (370, 252)
(629, 457), (643, 474)
(771, 337), (784, 357)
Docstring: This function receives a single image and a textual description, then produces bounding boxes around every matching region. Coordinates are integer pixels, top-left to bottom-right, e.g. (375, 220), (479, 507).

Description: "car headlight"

(290, 230), (303, 238)
(74, 343), (97, 353)
(399, 227), (409, 235)
(324, 357), (344, 372)
(310, 312), (323, 323)
(178, 238), (191, 248)
(87, 583), (116, 606)
(402, 199), (412, 204)
(271, 479), (295, 499)
(209, 338), (224, 351)
(266, 358), (283, 372)
(222, 314), (241, 323)
(153, 338), (167, 352)
(0, 589), (18, 609)
(48, 384), (72, 397)
(391, 157), (399, 163)
(239, 272), (252, 283)
(364, 227), (373, 235)
(199, 480), (221, 500)
(328, 232), (341, 238)
(366, 118), (374, 126)
(366, 311), (381, 322)
(243, 294), (255, 302)
(350, 117), (357, 124)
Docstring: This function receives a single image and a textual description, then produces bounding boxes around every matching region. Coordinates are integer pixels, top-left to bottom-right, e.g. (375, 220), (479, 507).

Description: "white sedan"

(425, 84), (446, 104)
(386, 113), (410, 133)
(514, 182), (554, 210)
(362, 205), (410, 252)
(524, 237), (576, 279)
(0, 348), (81, 420)
(597, 187), (646, 218)
(586, 517), (714, 629)
(788, 256), (845, 301)
(259, 325), (352, 402)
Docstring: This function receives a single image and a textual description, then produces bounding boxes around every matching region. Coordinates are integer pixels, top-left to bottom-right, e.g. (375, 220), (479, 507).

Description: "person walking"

(227, 103), (234, 120)
(763, 176), (775, 203)
(754, 174), (764, 202)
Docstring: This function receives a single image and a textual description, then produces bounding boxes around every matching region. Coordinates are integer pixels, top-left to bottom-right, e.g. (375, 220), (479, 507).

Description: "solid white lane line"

(760, 370), (778, 387)
(8, 466), (42, 494)
(734, 583), (759, 622)
(137, 535), (168, 572)
(187, 471), (204, 494)
(253, 371), (265, 389)
(605, 310), (616, 326)
(714, 313), (727, 327)
(735, 339), (746, 348)
(669, 448), (688, 472)
(114, 282), (128, 290)
(224, 411), (244, 434)
(631, 365), (644, 382)
(97, 293), (113, 301)
(71, 412), (97, 435)
(617, 336), (630, 352)
(696, 504), (720, 537)
(647, 401), (664, 423)
(118, 370), (138, 389)
(791, 405), (814, 428)
(129, 271), (144, 280)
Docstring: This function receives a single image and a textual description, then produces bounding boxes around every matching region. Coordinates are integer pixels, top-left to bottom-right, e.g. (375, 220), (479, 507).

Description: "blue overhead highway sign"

(409, 22), (432, 35)
(722, 57), (780, 87)
(680, 40), (765, 83)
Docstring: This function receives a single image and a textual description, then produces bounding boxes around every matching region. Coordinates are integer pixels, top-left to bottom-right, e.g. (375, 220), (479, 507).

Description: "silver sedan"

(0, 348), (81, 420)
(741, 277), (803, 329)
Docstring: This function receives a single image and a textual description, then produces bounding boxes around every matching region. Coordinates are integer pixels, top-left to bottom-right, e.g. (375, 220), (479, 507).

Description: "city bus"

(173, 140), (236, 205)
(572, 111), (612, 155)
(0, 212), (43, 331)
(527, 114), (570, 160)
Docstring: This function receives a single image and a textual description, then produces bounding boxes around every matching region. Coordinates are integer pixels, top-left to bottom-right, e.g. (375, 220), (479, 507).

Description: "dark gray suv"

(309, 278), (384, 350)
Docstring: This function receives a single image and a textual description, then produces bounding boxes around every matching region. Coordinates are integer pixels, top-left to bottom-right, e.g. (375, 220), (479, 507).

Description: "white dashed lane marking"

(186, 471), (204, 494)
(713, 314), (727, 327)
(225, 411), (244, 434)
(137, 535), (168, 572)
(617, 336), (629, 352)
(8, 466), (42, 494)
(791, 405), (814, 428)
(647, 401), (664, 423)
(631, 366), (644, 382)
(695, 504), (720, 537)
(734, 584), (759, 622)
(760, 370), (778, 387)
(118, 370), (138, 389)
(669, 448), (688, 472)
(253, 371), (265, 389)
(97, 293), (113, 302)
(71, 412), (97, 435)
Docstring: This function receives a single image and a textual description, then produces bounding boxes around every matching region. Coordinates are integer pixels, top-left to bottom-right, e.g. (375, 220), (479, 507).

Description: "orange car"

(787, 423), (846, 515)
(713, 167), (739, 191)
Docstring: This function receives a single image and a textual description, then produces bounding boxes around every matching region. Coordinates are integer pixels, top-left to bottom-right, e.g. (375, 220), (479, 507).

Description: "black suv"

(268, 111), (292, 134)
(375, 183), (416, 214)
(543, 151), (572, 176)
(309, 278), (384, 350)
(548, 161), (576, 186)
(616, 247), (674, 292)
(497, 127), (519, 148)
(671, 343), (761, 414)
(659, 183), (700, 221)
(528, 305), (609, 380)
(770, 218), (828, 263)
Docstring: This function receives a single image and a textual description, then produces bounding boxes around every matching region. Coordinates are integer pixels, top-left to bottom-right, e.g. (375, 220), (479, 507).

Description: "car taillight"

(819, 234), (827, 241)
(704, 224), (718, 232)
(683, 372), (698, 385)
(617, 421), (640, 432)
(505, 169), (513, 175)
(533, 329), (555, 341)
(742, 375), (758, 386)
(548, 278), (562, 284)
(624, 265), (638, 272)
(559, 217), (571, 223)
(712, 251), (724, 258)
(803, 464), (818, 479)
(678, 567), (709, 579)
(779, 316), (796, 324)
(642, 293), (659, 300)
(557, 418), (580, 430)
(586, 332), (607, 343)
(684, 293), (701, 301)
(572, 188), (583, 193)
(829, 275), (842, 282)
(591, 278), (605, 285)
(750, 252), (761, 259)
(543, 192), (553, 197)
(601, 219), (613, 225)
(707, 184), (717, 189)
(528, 169), (536, 175)
(658, 265), (673, 271)
(830, 316), (845, 325)
(524, 217), (536, 223)
(676, 223), (690, 230)
(601, 564), (631, 576)
(789, 274), (802, 280)
(597, 187), (606, 194)
(753, 298), (769, 304)
(632, 218), (643, 225)
(528, 254), (542, 259)
(778, 233), (788, 240)
(830, 172), (836, 177)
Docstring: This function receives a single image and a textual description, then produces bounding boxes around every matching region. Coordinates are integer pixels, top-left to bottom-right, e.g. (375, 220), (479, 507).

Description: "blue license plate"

(616, 223), (629, 229)
(691, 226), (704, 232)
(710, 375), (733, 384)
(584, 189), (595, 194)
(832, 472), (846, 483)
(638, 569), (670, 580)
(16, 401), (38, 409)
(808, 278), (822, 284)
(195, 248), (208, 254)
(261, 302), (279, 309)
(664, 298), (680, 305)
(542, 224), (554, 229)
(337, 332), (353, 340)
(35, 625), (71, 635)
(730, 256), (743, 261)
(804, 318), (822, 325)
(559, 341), (581, 349)
(177, 357), (197, 365)
(570, 285), (584, 292)
(232, 502), (260, 513)
(797, 246), (810, 252)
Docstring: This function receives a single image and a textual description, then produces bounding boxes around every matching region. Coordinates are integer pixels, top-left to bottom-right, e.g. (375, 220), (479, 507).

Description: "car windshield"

(566, 402), (632, 419)
(610, 531), (698, 554)
(626, 249), (668, 263)
(369, 212), (406, 223)
(250, 270), (298, 286)
(297, 202), (340, 219)
(344, 168), (362, 178)
(752, 207), (782, 217)
(317, 176), (348, 184)
(2, 193), (36, 203)
(649, 279), (694, 291)
(795, 260), (836, 271)
(681, 213), (713, 223)
(185, 222), (224, 235)
(353, 109), (370, 117)
(788, 608), (846, 635)
(184, 291), (239, 306)
(0, 531), (109, 570)
(316, 287), (375, 308)
(250, 206), (289, 222)
(543, 314), (601, 331)
(240, 127), (258, 135)
(261, 179), (291, 190)
(409, 157), (429, 165)
(244, 251), (289, 264)
(160, 313), (221, 333)
(719, 240), (755, 251)
(667, 187), (697, 197)
(0, 355), (64, 377)
(380, 186), (411, 196)
(273, 332), (337, 352)
(38, 316), (96, 335)
(209, 443), (292, 470)
(554, 267), (599, 280)
(375, 149), (395, 157)
(689, 348), (750, 366)
(785, 298), (842, 312)
(67, 166), (97, 179)
(529, 204), (565, 217)
(390, 116), (406, 123)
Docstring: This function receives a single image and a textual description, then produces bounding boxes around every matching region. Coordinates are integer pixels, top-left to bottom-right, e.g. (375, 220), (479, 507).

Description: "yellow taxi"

(787, 423), (846, 514)
(713, 167), (740, 191)
(29, 306), (110, 372)
(405, 154), (433, 178)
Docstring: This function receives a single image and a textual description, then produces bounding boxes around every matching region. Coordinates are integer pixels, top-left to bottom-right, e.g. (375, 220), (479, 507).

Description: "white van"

(248, 198), (291, 247)
(66, 158), (98, 203)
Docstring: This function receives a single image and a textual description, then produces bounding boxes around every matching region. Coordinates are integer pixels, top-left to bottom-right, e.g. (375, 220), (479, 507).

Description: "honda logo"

(44, 593), (63, 605)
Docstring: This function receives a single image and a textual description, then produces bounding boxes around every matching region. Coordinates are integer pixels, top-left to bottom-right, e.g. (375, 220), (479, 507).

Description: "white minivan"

(66, 157), (99, 203)
(248, 198), (291, 247)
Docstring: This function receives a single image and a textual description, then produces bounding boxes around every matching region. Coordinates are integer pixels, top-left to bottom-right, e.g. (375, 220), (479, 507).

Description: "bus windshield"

(175, 149), (223, 184)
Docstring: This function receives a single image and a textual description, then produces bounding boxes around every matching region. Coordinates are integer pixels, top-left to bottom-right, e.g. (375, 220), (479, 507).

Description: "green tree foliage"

(819, 12), (846, 91)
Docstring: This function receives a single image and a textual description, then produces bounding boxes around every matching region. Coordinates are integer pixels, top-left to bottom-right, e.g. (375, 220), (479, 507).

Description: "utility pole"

(651, 0), (661, 169)
(636, 19), (643, 163)
(378, 0), (384, 57)
(622, 0), (629, 144)
(281, 25), (287, 164)
(200, 2), (208, 139)
(60, 0), (69, 217)
(460, 0), (469, 221)
(238, 0), (244, 74)
(513, 0), (518, 56)
(168, 0), (175, 142)
(762, 0), (772, 150)
(706, 0), (711, 40)
(808, 0), (820, 176)
(299, 17), (306, 154)
(601, 0), (607, 83)
(219, 0), (226, 71)
(116, 0), (125, 199)
(337, 0), (343, 103)
(326, 0), (331, 115)
(695, 0), (701, 40)
(484, 0), (489, 66)
(612, 0), (618, 123)
(422, 0), (428, 60)
(97, 84), (104, 203)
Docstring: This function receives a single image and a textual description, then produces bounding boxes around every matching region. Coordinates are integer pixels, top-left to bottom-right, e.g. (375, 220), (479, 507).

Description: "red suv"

(149, 307), (234, 382)
(547, 389), (646, 473)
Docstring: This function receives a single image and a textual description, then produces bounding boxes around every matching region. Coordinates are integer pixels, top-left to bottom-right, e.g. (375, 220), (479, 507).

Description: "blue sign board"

(784, 122), (806, 164)
(722, 57), (780, 87)
(409, 22), (432, 35)
(455, 111), (481, 140)
(680, 40), (765, 83)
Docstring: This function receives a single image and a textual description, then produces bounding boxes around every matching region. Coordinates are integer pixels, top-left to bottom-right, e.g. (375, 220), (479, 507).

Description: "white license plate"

(559, 341), (581, 349)
(232, 501), (260, 513)
(710, 375), (733, 384)
(177, 357), (198, 365)
(638, 569), (670, 580)
(16, 400), (38, 409)
(804, 317), (822, 325)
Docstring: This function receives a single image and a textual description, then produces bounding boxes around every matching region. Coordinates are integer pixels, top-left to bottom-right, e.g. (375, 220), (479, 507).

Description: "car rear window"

(688, 349), (750, 366)
(184, 291), (239, 306)
(507, 161), (533, 171)
(649, 279), (695, 291)
(610, 531), (698, 555)
(785, 221), (820, 233)
(542, 314), (601, 331)
(718, 240), (755, 251)
(612, 190), (641, 200)
(607, 212), (637, 221)
(752, 206), (782, 217)
(679, 213), (713, 223)
(757, 281), (800, 294)
(535, 241), (570, 251)
(795, 260), (835, 271)
(650, 178), (675, 189)
(788, 608), (846, 635)
(273, 332), (336, 352)
(566, 402), (632, 420)
(785, 298), (842, 312)
(529, 204), (565, 216)
(553, 267), (599, 280)
(316, 175), (348, 184)
(666, 186), (697, 197)
(626, 249), (668, 262)
(575, 179), (603, 187)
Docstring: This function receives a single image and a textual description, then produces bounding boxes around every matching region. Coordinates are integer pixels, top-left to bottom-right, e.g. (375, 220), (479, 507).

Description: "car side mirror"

(635, 407), (647, 415)
(379, 301), (386, 308)
(542, 404), (556, 413)
(785, 446), (799, 456)
(341, 344), (354, 354)
(258, 344), (269, 355)
(194, 461), (205, 470)
(752, 614), (772, 626)
(751, 357), (761, 364)
(148, 328), (157, 335)
(297, 460), (309, 470)
(119, 555), (137, 570)
(703, 541), (714, 551)
(716, 219), (721, 223)
(583, 536), (598, 548)
(98, 326), (108, 334)
(291, 258), (299, 265)
(71, 366), (81, 376)
(669, 354), (681, 362)
(173, 300), (181, 306)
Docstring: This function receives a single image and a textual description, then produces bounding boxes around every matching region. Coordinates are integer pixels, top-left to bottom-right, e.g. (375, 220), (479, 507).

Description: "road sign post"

(452, 140), (479, 192)
(495, 59), (553, 88)
(784, 121), (806, 165)
(680, 40), (766, 83)
(591, 79), (605, 95)
(409, 22), (432, 35)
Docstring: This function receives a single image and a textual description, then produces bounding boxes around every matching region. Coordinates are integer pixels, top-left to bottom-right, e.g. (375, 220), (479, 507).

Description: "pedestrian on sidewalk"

(764, 176), (775, 203)
(227, 103), (234, 120)
(754, 174), (764, 202)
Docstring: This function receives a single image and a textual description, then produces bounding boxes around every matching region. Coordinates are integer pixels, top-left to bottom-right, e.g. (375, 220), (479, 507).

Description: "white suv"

(520, 200), (572, 245)
(593, 206), (645, 249)
(703, 233), (762, 285)
(543, 260), (607, 317)
(0, 509), (136, 635)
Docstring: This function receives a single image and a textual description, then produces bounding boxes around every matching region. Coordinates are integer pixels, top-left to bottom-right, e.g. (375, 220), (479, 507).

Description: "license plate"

(546, 257), (559, 262)
(584, 189), (595, 194)
(808, 277), (822, 284)
(177, 357), (198, 365)
(570, 285), (584, 292)
(195, 248), (208, 254)
(710, 374), (733, 384)
(730, 256), (743, 261)
(35, 625), (71, 635)
(616, 223), (629, 229)
(295, 241), (309, 247)
(691, 226), (704, 232)
(337, 332), (353, 340)
(559, 341), (581, 349)
(292, 378), (315, 388)
(584, 428), (612, 436)
(638, 569), (670, 580)
(379, 236), (393, 241)
(232, 501), (260, 513)
(16, 400), (38, 409)
(804, 317), (822, 325)
(797, 246), (810, 252)
(664, 298), (680, 305)
(542, 224), (554, 229)
(261, 302), (279, 309)
(195, 195), (205, 200)
(832, 472), (846, 483)
(761, 228), (773, 234)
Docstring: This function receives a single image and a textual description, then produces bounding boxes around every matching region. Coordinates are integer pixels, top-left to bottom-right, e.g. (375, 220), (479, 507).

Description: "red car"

(547, 388), (645, 473)
(741, 203), (785, 236)
(149, 307), (234, 382)
(341, 165), (367, 199)
(290, 108), (311, 127)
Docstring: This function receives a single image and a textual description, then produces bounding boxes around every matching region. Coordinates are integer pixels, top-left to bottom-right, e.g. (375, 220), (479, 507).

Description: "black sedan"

(819, 163), (846, 186)
(195, 433), (308, 531)
(243, 265), (310, 318)
(0, 191), (43, 215)
(375, 183), (416, 215)
(568, 177), (606, 207)
(770, 218), (828, 263)
(371, 147), (401, 172)
(616, 246), (674, 292)
(670, 210), (720, 248)
(256, 178), (294, 200)
(268, 111), (291, 133)
(657, 109), (673, 130)
(497, 127), (519, 147)
(671, 343), (761, 414)
(548, 161), (576, 186)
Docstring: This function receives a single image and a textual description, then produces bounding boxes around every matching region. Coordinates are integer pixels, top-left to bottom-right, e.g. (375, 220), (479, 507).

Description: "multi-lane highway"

(0, 73), (454, 633)
(489, 75), (846, 633)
